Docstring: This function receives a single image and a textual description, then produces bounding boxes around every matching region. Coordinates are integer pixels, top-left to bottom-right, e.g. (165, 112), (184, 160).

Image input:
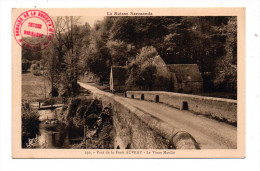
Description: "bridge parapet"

(126, 91), (237, 125)
(78, 82), (199, 149)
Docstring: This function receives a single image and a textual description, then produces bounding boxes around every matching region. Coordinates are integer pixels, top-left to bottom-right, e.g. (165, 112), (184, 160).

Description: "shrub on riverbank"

(61, 97), (103, 128)
(59, 97), (114, 149)
(60, 97), (92, 127)
(22, 101), (40, 148)
(85, 107), (114, 149)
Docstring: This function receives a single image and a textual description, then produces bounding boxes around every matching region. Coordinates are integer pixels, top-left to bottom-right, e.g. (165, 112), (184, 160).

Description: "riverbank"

(57, 91), (115, 149)
(22, 72), (84, 148)
(22, 72), (115, 149)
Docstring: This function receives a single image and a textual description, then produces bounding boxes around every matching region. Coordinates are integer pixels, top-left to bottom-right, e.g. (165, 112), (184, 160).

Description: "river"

(28, 106), (84, 149)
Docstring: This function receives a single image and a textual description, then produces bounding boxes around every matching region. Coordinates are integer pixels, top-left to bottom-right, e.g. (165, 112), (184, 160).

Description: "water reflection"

(37, 122), (83, 149)
(35, 107), (84, 149)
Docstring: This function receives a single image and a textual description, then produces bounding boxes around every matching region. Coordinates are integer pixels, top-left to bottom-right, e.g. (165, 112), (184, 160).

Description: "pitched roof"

(166, 64), (203, 82)
(111, 66), (127, 85)
(153, 56), (171, 78)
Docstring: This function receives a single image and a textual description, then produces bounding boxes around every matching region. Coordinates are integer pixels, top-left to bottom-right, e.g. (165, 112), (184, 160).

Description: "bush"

(30, 63), (43, 76)
(30, 61), (45, 76)
(30, 63), (37, 71)
(22, 59), (31, 72)
(126, 46), (166, 91)
(62, 98), (103, 128)
(50, 87), (59, 97)
(32, 69), (42, 76)
(36, 61), (41, 68)
(22, 102), (40, 147)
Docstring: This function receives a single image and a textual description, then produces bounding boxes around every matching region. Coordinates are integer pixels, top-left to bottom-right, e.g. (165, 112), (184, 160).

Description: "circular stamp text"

(14, 10), (55, 50)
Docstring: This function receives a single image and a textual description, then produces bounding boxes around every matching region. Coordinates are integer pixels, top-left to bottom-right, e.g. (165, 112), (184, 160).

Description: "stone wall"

(79, 82), (199, 149)
(126, 91), (237, 125)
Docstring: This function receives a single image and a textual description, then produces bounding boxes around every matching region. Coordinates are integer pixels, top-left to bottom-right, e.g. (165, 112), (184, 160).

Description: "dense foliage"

(22, 102), (40, 147)
(126, 46), (172, 91)
(60, 97), (114, 149)
(22, 16), (237, 96)
(80, 16), (237, 93)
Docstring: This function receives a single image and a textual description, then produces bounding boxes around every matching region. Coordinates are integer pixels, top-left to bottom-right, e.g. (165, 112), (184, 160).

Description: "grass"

(22, 72), (50, 102)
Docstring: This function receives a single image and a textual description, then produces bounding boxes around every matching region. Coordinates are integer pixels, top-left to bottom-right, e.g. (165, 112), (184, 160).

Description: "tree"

(41, 44), (60, 97)
(47, 16), (87, 97)
(213, 17), (237, 92)
(70, 16), (237, 94)
(126, 46), (158, 90)
(22, 38), (42, 61)
(107, 40), (135, 66)
(82, 18), (113, 81)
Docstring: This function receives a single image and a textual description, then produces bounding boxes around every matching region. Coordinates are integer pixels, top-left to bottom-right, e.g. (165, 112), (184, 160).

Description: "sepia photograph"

(12, 8), (245, 158)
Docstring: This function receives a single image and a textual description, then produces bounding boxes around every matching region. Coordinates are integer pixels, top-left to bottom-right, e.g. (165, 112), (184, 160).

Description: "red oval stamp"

(13, 10), (55, 51)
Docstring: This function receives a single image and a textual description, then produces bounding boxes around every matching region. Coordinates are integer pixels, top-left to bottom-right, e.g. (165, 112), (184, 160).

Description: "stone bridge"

(79, 82), (237, 149)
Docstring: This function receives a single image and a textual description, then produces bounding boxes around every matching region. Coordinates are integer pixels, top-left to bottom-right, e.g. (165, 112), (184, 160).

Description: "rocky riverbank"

(58, 95), (115, 149)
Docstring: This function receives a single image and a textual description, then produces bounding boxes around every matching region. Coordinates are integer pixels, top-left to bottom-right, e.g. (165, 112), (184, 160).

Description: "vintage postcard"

(12, 8), (245, 158)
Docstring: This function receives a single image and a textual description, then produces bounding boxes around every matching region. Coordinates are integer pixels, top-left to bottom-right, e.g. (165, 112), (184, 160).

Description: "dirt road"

(120, 97), (237, 149)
